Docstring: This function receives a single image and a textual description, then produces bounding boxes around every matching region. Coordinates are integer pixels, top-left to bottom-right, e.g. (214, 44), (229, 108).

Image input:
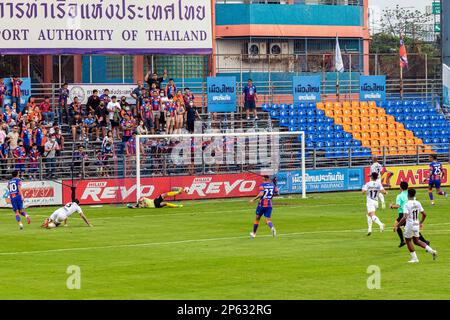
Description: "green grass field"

(0, 190), (449, 300)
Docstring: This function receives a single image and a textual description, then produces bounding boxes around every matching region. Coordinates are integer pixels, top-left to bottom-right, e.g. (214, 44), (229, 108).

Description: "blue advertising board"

(207, 77), (237, 113)
(2, 77), (32, 108)
(359, 75), (386, 101)
(276, 168), (365, 194)
(292, 75), (321, 104)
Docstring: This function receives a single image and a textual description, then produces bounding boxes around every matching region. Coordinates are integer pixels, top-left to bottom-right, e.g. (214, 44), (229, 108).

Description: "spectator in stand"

(183, 88), (195, 109)
(0, 137), (10, 178)
(70, 112), (83, 142)
(151, 90), (161, 133)
(44, 133), (59, 178)
(53, 125), (64, 157)
(137, 119), (149, 136)
(102, 130), (114, 150)
(40, 96), (55, 125)
(186, 101), (201, 134)
(164, 79), (177, 99)
(0, 78), (6, 110)
(69, 96), (82, 117)
(100, 89), (111, 105)
(159, 93), (167, 133)
(59, 82), (70, 123)
(86, 89), (101, 115)
(101, 140), (114, 177)
(140, 97), (153, 133)
(175, 100), (185, 135)
(107, 96), (122, 140)
(21, 123), (32, 153)
(30, 105), (42, 123)
(131, 81), (145, 115)
(3, 105), (18, 125)
(10, 77), (23, 112)
(95, 151), (107, 177)
(13, 139), (26, 178)
(28, 144), (40, 180)
(119, 95), (130, 110)
(73, 145), (89, 178)
(95, 102), (109, 142)
(165, 98), (176, 135)
(83, 113), (96, 142)
(145, 69), (167, 90)
(0, 122), (8, 144)
(33, 122), (46, 155)
(243, 79), (258, 121)
(7, 125), (19, 150)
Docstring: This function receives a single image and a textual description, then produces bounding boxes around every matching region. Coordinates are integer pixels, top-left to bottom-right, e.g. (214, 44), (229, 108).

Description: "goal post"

(135, 130), (306, 202)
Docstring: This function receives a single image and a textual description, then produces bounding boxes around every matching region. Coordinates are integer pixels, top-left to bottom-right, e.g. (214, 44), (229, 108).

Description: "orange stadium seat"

(317, 102), (325, 110)
(352, 101), (360, 109)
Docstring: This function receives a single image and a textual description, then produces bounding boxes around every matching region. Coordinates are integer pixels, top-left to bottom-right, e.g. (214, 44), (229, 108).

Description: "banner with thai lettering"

(207, 77), (237, 113)
(363, 165), (449, 188)
(0, 180), (62, 208)
(276, 168), (365, 194)
(2, 78), (32, 106)
(0, 0), (212, 55)
(62, 173), (264, 205)
(359, 75), (386, 101)
(292, 76), (322, 104)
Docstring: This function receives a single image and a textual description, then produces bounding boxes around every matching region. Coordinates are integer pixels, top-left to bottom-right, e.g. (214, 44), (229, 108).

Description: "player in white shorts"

(41, 199), (92, 229)
(362, 172), (387, 236)
(370, 157), (386, 209)
(395, 188), (437, 263)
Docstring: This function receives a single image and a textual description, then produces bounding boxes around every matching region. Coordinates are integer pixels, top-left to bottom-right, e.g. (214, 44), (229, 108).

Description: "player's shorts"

(366, 199), (379, 213)
(404, 223), (420, 239)
(256, 206), (272, 218)
(50, 208), (67, 224)
(429, 179), (442, 189)
(15, 163), (25, 172)
(244, 100), (256, 110)
(154, 195), (164, 208)
(11, 196), (23, 211)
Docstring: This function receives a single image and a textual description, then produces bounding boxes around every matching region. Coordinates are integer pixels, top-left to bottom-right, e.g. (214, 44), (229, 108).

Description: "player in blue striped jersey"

(426, 155), (448, 205)
(8, 171), (30, 230)
(249, 176), (278, 238)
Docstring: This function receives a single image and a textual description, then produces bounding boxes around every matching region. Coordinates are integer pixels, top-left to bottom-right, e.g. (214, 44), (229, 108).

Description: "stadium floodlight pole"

(135, 131), (306, 202)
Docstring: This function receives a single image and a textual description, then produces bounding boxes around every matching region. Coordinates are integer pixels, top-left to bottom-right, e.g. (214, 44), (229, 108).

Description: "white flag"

(335, 36), (344, 73)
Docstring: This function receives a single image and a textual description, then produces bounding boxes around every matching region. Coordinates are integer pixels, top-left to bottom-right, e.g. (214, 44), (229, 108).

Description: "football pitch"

(0, 190), (449, 300)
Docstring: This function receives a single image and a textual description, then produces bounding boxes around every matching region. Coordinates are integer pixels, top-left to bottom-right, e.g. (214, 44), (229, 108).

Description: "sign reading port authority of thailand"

(292, 76), (322, 104)
(207, 77), (237, 113)
(359, 75), (386, 101)
(0, 0), (212, 55)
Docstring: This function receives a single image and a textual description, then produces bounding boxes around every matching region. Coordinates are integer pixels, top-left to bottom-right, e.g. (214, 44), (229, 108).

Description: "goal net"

(134, 129), (306, 203)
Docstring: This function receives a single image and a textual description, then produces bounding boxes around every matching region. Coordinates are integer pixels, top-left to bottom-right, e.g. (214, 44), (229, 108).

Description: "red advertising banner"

(62, 173), (264, 205)
(364, 165), (449, 189)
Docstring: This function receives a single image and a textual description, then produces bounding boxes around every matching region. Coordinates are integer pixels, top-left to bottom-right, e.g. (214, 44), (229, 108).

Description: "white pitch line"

(1, 227), (449, 256)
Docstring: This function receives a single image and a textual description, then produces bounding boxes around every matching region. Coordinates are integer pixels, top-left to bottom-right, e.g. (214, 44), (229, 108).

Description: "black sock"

(419, 233), (428, 243)
(397, 227), (404, 243)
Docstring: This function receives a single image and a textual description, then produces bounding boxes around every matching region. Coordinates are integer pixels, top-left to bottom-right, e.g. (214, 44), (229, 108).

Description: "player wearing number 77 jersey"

(394, 188), (437, 263)
(249, 176), (278, 238)
(362, 172), (387, 236)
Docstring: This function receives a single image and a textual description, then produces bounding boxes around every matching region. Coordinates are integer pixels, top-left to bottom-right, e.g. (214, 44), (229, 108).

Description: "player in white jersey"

(41, 199), (92, 229)
(362, 172), (387, 236)
(394, 189), (437, 263)
(370, 157), (386, 209)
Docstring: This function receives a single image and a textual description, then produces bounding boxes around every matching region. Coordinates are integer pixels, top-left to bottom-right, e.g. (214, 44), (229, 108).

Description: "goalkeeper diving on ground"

(128, 187), (184, 209)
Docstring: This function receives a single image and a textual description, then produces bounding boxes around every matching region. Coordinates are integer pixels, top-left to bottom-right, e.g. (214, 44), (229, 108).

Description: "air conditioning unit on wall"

(247, 42), (267, 59)
(270, 43), (289, 57)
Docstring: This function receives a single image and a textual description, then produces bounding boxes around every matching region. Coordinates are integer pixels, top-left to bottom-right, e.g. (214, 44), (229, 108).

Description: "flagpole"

(400, 66), (404, 100)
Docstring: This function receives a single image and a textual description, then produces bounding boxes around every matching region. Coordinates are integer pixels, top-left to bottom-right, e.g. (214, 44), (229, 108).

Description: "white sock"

(372, 215), (383, 227)
(410, 251), (418, 260)
(367, 216), (373, 232)
(425, 245), (435, 253)
(379, 193), (385, 205)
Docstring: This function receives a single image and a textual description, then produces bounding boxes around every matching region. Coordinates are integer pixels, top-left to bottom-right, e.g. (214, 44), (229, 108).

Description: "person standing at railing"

(107, 96), (122, 140)
(145, 69), (167, 90)
(0, 78), (6, 111)
(243, 79), (258, 121)
(10, 77), (23, 113)
(164, 79), (177, 99)
(131, 81), (145, 117)
(86, 90), (101, 115)
(13, 140), (26, 178)
(33, 122), (46, 155)
(44, 134), (59, 179)
(21, 123), (32, 154)
(58, 83), (69, 124)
